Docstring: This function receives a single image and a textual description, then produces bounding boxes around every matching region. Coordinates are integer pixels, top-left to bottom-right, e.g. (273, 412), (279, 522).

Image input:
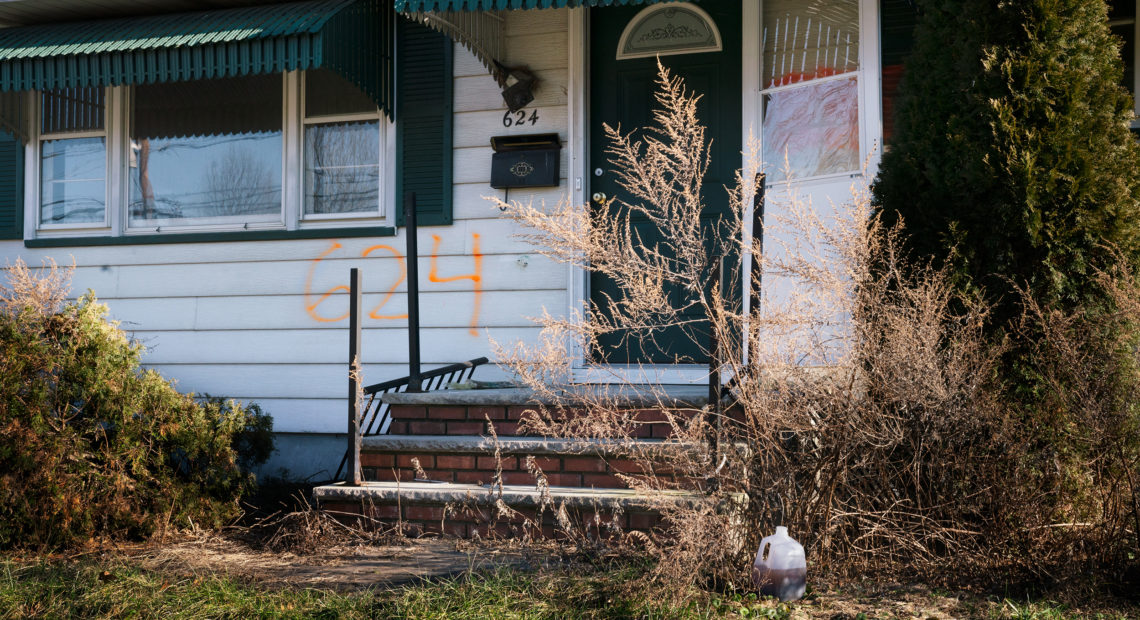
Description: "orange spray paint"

(428, 233), (483, 336)
(304, 242), (350, 323)
(361, 244), (409, 320)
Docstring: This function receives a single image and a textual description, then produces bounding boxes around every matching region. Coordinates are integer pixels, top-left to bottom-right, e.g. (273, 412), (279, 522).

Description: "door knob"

(592, 192), (608, 205)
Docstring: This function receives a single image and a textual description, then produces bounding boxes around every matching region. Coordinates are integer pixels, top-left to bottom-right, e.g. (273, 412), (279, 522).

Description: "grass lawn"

(1, 553), (1136, 620)
(0, 558), (721, 619)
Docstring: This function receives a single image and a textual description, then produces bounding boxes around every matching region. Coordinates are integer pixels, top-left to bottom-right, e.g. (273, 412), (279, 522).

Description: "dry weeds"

(0, 258), (72, 317)
(133, 534), (528, 591)
(490, 61), (1138, 597)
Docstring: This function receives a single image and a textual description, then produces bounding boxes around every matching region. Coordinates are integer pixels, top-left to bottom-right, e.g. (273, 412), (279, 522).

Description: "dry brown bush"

(0, 257), (73, 317)
(491, 62), (1138, 594)
(1009, 258), (1140, 589)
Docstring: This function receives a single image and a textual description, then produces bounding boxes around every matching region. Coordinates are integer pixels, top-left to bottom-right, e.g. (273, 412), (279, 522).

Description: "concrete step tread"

(382, 384), (713, 408)
(361, 434), (694, 456)
(313, 481), (703, 509)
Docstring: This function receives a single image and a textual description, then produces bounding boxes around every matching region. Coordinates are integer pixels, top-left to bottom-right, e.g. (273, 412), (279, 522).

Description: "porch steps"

(359, 435), (690, 488)
(313, 386), (716, 539)
(315, 481), (695, 539)
(385, 404), (688, 439)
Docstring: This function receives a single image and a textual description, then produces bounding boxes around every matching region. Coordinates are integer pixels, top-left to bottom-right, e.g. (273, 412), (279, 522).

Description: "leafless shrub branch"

(485, 61), (1070, 594)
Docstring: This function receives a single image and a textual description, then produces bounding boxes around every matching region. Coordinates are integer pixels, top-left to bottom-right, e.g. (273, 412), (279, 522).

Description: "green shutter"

(0, 132), (23, 240)
(396, 17), (453, 226)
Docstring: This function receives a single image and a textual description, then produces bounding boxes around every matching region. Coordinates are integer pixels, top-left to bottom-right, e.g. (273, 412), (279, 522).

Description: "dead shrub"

(492, 62), (1137, 596)
(1009, 258), (1140, 589)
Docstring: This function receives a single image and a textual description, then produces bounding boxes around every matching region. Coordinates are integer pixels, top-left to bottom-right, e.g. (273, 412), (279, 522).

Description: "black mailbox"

(490, 133), (561, 189)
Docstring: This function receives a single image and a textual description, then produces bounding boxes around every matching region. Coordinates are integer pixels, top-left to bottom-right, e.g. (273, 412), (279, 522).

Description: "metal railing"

(360, 357), (489, 437)
(335, 356), (488, 482)
(339, 191), (490, 484)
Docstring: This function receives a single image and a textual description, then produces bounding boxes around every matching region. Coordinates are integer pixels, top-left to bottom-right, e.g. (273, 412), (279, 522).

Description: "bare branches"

(488, 60), (1136, 593)
(492, 62), (733, 364)
(1, 258), (74, 318)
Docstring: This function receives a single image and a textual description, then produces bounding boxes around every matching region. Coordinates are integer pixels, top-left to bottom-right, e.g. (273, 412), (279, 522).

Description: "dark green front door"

(588, 1), (742, 364)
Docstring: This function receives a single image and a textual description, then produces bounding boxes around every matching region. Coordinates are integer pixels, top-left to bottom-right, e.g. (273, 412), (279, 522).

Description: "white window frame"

(122, 74), (287, 234)
(26, 70), (392, 240)
(33, 86), (112, 233)
(299, 71), (392, 224)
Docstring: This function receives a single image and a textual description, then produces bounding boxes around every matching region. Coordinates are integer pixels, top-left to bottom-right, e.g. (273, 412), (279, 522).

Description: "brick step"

(359, 435), (693, 489)
(385, 404), (695, 439)
(313, 481), (700, 539)
(379, 385), (726, 440)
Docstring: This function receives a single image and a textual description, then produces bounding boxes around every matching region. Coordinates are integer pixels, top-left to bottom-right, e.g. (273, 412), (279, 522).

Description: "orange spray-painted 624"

(303, 235), (484, 335)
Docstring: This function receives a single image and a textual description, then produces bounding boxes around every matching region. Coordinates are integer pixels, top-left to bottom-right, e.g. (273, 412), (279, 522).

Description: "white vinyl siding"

(3, 9), (572, 439)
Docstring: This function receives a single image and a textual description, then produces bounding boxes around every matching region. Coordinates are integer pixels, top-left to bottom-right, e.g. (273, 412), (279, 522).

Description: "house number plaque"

(502, 108), (540, 128)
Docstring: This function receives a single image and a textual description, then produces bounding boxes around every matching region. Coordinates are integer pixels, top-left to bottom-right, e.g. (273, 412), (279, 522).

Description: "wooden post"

(346, 267), (363, 486)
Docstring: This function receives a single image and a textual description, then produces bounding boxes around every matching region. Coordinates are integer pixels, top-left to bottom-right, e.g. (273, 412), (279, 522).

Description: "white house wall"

(0, 3), (887, 477)
(0, 10), (574, 452)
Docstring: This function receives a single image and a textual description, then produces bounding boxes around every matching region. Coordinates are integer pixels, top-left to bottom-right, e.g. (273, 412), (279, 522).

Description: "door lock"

(592, 192), (608, 205)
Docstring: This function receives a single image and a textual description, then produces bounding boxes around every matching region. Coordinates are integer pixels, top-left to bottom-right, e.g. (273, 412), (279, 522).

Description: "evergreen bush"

(873, 0), (1140, 580)
(0, 260), (274, 549)
(872, 0), (1140, 330)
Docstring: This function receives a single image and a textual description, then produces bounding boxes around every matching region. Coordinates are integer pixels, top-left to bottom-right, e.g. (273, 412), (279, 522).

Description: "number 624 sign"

(502, 108), (539, 128)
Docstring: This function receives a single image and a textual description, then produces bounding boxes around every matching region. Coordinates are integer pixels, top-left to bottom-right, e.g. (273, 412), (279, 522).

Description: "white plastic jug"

(751, 526), (806, 601)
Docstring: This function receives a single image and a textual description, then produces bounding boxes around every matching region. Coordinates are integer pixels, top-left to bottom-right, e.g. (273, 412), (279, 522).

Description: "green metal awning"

(0, 0), (395, 116)
(397, 0), (667, 11)
(398, 0), (670, 80)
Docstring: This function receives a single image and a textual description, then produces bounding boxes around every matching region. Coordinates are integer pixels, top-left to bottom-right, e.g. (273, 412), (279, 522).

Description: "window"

(30, 71), (391, 238)
(38, 87), (107, 228)
(303, 70), (384, 219)
(615, 3), (723, 60)
(129, 75), (283, 229)
(761, 0), (861, 183)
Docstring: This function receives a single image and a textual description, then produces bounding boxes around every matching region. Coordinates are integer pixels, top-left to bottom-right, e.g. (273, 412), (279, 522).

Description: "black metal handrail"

(360, 357), (489, 436)
(340, 191), (488, 484)
(335, 357), (489, 482)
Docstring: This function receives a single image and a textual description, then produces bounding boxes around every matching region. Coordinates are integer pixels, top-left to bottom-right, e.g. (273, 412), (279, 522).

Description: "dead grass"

(3, 537), (1138, 618)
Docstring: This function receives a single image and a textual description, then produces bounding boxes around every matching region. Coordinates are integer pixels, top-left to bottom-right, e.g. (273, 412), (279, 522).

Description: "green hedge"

(872, 0), (1140, 331)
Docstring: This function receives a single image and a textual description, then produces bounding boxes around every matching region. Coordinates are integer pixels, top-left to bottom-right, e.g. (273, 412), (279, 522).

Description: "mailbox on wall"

(490, 133), (561, 189)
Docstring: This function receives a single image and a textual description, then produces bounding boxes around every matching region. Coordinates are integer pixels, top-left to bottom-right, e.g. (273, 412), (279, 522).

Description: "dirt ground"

(132, 534), (533, 590)
(106, 532), (1133, 619)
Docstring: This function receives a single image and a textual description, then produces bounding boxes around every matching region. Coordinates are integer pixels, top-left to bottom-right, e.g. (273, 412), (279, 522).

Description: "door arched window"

(615, 3), (722, 60)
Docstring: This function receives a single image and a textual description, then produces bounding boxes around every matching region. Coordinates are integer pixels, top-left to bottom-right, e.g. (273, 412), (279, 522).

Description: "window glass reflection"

(129, 75), (282, 225)
(304, 121), (381, 215)
(40, 137), (106, 225)
(763, 0), (859, 88)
